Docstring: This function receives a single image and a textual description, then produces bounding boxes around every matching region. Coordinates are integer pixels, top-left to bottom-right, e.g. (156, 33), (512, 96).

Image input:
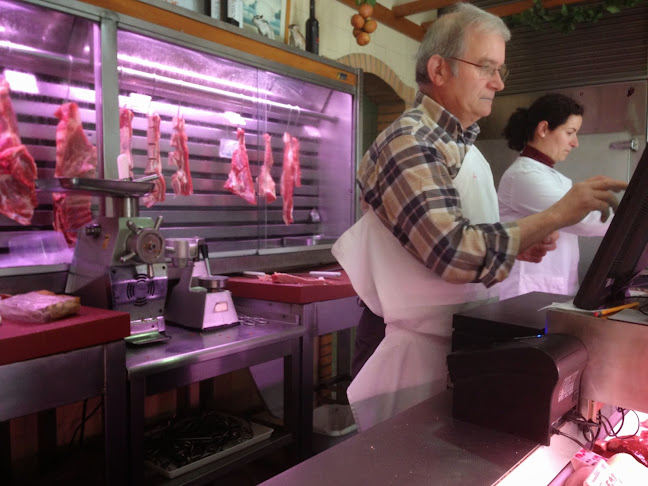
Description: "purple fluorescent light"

(118, 66), (301, 112)
(0, 39), (38, 53)
(117, 53), (274, 96)
(223, 111), (246, 126)
(3, 69), (39, 94)
(303, 126), (321, 138)
(117, 94), (247, 127)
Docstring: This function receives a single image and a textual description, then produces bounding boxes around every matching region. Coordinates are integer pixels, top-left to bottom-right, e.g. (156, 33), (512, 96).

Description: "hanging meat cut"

(224, 127), (256, 205)
(141, 113), (166, 208)
(169, 115), (193, 196)
(0, 145), (38, 226)
(0, 76), (38, 225)
(280, 132), (294, 224)
(54, 103), (97, 179)
(257, 133), (277, 203)
(117, 108), (134, 179)
(280, 132), (301, 224)
(0, 79), (20, 151)
(53, 102), (97, 246)
(291, 135), (302, 188)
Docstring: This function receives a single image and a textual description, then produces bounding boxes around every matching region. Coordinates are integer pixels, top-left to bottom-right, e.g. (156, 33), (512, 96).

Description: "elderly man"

(332, 3), (626, 432)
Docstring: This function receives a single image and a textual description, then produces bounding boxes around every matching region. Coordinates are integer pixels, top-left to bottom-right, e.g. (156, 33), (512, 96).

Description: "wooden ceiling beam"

(336, 0), (426, 41)
(392, 0), (459, 17)
(337, 0), (590, 41)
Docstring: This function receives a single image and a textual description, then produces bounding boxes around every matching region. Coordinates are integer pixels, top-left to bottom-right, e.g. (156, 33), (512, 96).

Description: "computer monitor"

(573, 145), (648, 310)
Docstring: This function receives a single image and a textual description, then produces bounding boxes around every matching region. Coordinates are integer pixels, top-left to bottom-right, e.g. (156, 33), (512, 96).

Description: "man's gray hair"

(415, 3), (511, 86)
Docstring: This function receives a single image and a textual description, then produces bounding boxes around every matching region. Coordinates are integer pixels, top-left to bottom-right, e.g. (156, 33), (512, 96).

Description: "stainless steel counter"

(259, 391), (544, 486)
(126, 320), (307, 486)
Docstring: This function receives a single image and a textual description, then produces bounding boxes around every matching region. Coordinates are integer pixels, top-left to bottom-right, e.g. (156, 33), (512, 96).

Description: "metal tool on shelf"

(165, 237), (240, 330)
(37, 176), (169, 344)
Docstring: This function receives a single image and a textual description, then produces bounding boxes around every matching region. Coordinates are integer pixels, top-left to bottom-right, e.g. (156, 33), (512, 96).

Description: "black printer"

(447, 333), (588, 445)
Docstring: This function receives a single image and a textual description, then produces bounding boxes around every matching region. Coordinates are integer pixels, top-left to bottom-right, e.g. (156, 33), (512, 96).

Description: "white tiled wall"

(289, 0), (421, 90)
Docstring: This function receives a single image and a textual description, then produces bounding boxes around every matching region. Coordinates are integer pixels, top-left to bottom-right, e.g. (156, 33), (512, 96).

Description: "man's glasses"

(449, 57), (509, 82)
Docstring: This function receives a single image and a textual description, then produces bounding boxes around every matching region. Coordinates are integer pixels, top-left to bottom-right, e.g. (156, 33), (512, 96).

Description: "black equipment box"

(447, 333), (587, 445)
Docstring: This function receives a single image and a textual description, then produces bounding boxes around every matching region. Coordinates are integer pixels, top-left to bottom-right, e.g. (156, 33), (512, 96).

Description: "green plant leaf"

(504, 0), (646, 34)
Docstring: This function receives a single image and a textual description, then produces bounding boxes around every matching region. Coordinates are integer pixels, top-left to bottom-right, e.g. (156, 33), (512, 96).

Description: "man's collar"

(415, 91), (480, 144)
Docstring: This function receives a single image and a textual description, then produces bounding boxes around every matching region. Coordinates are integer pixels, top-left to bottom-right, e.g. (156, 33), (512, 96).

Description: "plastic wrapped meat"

(257, 133), (277, 203)
(224, 127), (256, 204)
(53, 102), (97, 246)
(0, 77), (38, 225)
(141, 113), (166, 208)
(169, 115), (193, 196)
(117, 107), (134, 179)
(280, 132), (301, 224)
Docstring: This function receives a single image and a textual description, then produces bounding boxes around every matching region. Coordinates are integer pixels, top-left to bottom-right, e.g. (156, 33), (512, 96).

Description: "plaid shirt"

(358, 92), (519, 287)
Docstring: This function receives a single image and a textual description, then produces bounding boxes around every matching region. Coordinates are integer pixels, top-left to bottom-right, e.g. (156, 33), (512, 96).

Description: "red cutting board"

(0, 306), (130, 365)
(226, 271), (357, 304)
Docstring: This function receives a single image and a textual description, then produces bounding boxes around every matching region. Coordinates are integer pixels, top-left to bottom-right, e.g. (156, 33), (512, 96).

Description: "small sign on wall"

(161, 0), (207, 15)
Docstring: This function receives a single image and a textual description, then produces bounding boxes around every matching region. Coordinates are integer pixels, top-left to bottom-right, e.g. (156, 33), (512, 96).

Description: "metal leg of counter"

(104, 340), (128, 486)
(128, 375), (147, 486)
(37, 410), (57, 472)
(300, 305), (315, 459)
(0, 421), (11, 483)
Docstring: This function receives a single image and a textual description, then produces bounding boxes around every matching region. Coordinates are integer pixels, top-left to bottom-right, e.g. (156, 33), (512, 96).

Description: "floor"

(8, 431), (352, 486)
(214, 430), (356, 486)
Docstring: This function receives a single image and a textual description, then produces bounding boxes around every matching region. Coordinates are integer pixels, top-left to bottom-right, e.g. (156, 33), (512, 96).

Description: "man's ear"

(427, 55), (448, 86)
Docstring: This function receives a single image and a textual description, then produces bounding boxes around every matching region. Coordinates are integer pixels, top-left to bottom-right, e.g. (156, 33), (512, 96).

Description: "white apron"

(332, 146), (500, 432)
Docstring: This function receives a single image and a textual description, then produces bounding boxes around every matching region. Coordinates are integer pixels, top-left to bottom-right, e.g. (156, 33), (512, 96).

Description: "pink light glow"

(118, 66), (300, 113)
(2, 69), (39, 94)
(117, 53), (274, 97)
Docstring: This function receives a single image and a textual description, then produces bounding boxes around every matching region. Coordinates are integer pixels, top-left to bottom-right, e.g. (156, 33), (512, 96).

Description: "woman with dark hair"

(497, 93), (611, 299)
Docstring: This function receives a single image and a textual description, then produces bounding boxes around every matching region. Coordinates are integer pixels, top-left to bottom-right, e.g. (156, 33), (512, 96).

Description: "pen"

(593, 301), (640, 317)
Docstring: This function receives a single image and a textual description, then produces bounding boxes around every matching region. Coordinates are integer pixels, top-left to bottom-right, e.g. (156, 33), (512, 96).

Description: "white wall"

(289, 0), (421, 90)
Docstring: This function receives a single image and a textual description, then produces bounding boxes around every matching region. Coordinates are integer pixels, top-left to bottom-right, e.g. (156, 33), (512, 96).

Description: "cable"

(68, 398), (103, 449)
(560, 409), (601, 449)
(144, 411), (254, 471)
(551, 426), (589, 448)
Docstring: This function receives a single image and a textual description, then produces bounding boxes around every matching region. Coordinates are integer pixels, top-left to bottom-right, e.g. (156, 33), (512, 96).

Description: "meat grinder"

(47, 177), (169, 344)
(165, 237), (240, 330)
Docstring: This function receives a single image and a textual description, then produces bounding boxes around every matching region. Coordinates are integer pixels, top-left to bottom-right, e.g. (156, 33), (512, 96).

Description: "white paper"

(537, 299), (596, 315)
(607, 308), (648, 325)
(219, 139), (238, 158)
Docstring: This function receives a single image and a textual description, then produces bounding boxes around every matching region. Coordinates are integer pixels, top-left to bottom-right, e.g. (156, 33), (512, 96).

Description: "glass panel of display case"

(116, 29), (355, 257)
(0, 0), (97, 267)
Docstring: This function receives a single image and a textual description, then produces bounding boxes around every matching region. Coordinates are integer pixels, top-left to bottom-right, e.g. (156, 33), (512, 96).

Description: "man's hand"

(517, 231), (559, 263)
(516, 176), (626, 253)
(551, 176), (626, 227)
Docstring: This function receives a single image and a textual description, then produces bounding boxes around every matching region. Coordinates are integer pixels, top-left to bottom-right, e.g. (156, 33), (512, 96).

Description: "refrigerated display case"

(0, 0), (360, 483)
(0, 0), (360, 277)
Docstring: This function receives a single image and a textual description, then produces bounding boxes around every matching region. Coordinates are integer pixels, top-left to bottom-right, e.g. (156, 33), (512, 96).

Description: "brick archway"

(337, 53), (416, 106)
